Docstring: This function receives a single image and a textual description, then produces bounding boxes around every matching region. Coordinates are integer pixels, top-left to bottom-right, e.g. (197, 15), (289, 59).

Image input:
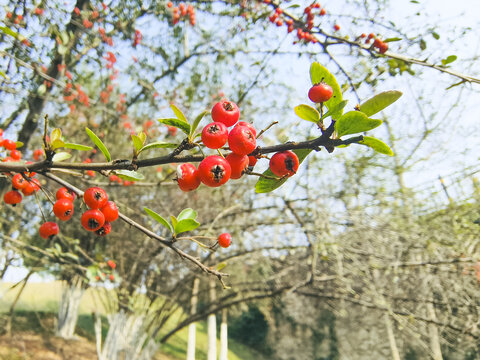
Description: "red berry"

(12, 174), (27, 190)
(177, 163), (201, 192)
(10, 150), (21, 160)
(53, 199), (74, 221)
(100, 201), (119, 222)
(378, 41), (388, 54)
(333, 24), (340, 31)
(368, 32), (375, 39)
(83, 187), (108, 209)
(109, 274), (115, 281)
(211, 100), (240, 127)
(218, 233), (232, 248)
(319, 8), (326, 16)
(39, 222), (59, 239)
(21, 181), (36, 196)
(3, 139), (16, 150)
(4, 190), (22, 205)
(201, 122), (228, 149)
(308, 82), (333, 103)
(56, 187), (76, 201)
(248, 155), (258, 167)
(95, 221), (111, 236)
(81, 209), (105, 231)
(228, 126), (256, 155)
(270, 151), (299, 177)
(107, 260), (116, 269)
(236, 121), (257, 137)
(198, 155), (231, 187)
(225, 153), (249, 179)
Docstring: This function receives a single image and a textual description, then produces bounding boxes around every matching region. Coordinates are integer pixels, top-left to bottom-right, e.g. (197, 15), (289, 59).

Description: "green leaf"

(190, 110), (209, 137)
(170, 104), (188, 123)
(15, 141), (24, 149)
(52, 152), (72, 162)
(131, 134), (144, 152)
(158, 118), (191, 135)
(51, 128), (62, 142)
(419, 39), (427, 50)
(358, 91), (402, 117)
(384, 37), (402, 43)
(63, 143), (93, 151)
(85, 127), (111, 162)
(359, 136), (394, 156)
(432, 32), (440, 40)
(138, 131), (146, 144)
(336, 111), (382, 137)
(115, 169), (144, 181)
(0, 26), (18, 38)
(0, 70), (6, 79)
(138, 142), (178, 154)
(255, 149), (312, 194)
(309, 62), (343, 114)
(177, 208), (197, 221)
(51, 139), (65, 150)
(216, 262), (227, 271)
(294, 104), (320, 123)
(171, 215), (178, 229)
(144, 207), (174, 234)
(174, 219), (200, 235)
(321, 100), (348, 120)
(441, 55), (457, 66)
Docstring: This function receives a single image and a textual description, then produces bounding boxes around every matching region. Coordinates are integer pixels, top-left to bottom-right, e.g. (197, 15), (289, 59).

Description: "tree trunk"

(56, 276), (85, 338)
(219, 308), (228, 360)
(384, 313), (401, 360)
(427, 303), (443, 360)
(6, 270), (33, 337)
(207, 277), (217, 360)
(186, 277), (199, 360)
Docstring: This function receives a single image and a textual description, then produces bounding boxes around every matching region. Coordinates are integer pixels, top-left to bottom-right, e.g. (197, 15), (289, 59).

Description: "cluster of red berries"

(5, 11), (23, 25)
(108, 174), (135, 187)
(177, 100), (257, 191)
(133, 29), (142, 47)
(359, 33), (388, 53)
(3, 173), (41, 206)
(95, 259), (116, 282)
(167, 2), (196, 26)
(1, 130), (22, 162)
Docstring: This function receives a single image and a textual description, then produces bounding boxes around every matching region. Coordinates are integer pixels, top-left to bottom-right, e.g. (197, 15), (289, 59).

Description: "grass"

(0, 281), (268, 360)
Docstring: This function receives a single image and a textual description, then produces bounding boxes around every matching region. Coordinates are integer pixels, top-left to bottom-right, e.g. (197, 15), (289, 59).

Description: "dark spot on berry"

(285, 157), (296, 173)
(94, 191), (103, 200)
(88, 218), (100, 229)
(65, 210), (72, 216)
(96, 227), (106, 236)
(223, 102), (234, 111)
(211, 165), (225, 182)
(208, 124), (221, 134)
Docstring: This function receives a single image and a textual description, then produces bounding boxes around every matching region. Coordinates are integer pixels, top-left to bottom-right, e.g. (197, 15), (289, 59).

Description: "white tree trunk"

(95, 311), (158, 360)
(187, 277), (200, 360)
(219, 309), (228, 360)
(384, 313), (401, 360)
(207, 277), (216, 360)
(427, 303), (443, 360)
(56, 276), (85, 339)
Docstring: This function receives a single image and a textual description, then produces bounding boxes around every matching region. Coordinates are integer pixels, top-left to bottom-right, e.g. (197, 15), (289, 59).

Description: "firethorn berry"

(198, 155), (232, 187)
(308, 82), (333, 103)
(211, 100), (240, 127)
(236, 121), (257, 137)
(56, 187), (76, 201)
(95, 221), (111, 236)
(3, 139), (16, 150)
(53, 199), (74, 221)
(228, 125), (257, 156)
(21, 181), (36, 196)
(4, 190), (22, 205)
(39, 222), (59, 239)
(100, 201), (119, 222)
(218, 233), (232, 248)
(333, 24), (340, 31)
(12, 174), (27, 190)
(84, 187), (108, 209)
(226, 153), (249, 179)
(109, 274), (115, 281)
(319, 8), (326, 16)
(177, 163), (201, 192)
(107, 260), (116, 269)
(201, 122), (229, 149)
(30, 178), (41, 192)
(270, 150), (299, 177)
(81, 209), (105, 231)
(248, 155), (258, 167)
(10, 150), (21, 160)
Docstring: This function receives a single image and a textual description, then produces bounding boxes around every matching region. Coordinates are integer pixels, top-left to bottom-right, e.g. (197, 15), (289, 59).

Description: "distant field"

(0, 281), (267, 360)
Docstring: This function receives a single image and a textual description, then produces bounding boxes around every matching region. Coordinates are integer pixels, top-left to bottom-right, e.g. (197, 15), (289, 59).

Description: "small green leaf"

(139, 142), (178, 154)
(115, 169), (144, 181)
(432, 32), (440, 40)
(170, 104), (188, 123)
(131, 134), (144, 152)
(358, 91), (402, 117)
(63, 143), (93, 151)
(419, 39), (427, 50)
(0, 26), (18, 38)
(336, 111), (382, 137)
(359, 136), (394, 156)
(177, 208), (197, 221)
(0, 70), (6, 79)
(310, 62), (343, 113)
(321, 100), (348, 120)
(144, 207), (174, 234)
(384, 37), (402, 43)
(255, 149), (312, 194)
(86, 266), (98, 281)
(216, 262), (227, 271)
(37, 84), (47, 96)
(441, 55), (457, 66)
(171, 215), (178, 230)
(158, 118), (191, 135)
(85, 127), (111, 162)
(51, 128), (62, 142)
(52, 152), (72, 162)
(190, 110), (209, 137)
(174, 219), (200, 235)
(294, 104), (320, 123)
(51, 139), (65, 150)
(15, 141), (24, 149)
